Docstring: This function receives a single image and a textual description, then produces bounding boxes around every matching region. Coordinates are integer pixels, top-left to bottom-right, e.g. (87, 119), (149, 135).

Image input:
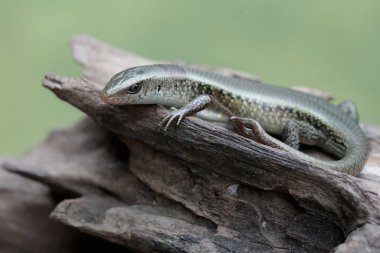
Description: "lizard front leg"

(159, 95), (234, 130)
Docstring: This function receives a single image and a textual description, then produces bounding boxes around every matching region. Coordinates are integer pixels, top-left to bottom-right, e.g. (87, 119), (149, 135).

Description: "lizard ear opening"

(127, 83), (142, 94)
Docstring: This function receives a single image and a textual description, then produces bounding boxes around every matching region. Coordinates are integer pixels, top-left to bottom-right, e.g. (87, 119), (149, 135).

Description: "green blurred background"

(1, 0), (379, 154)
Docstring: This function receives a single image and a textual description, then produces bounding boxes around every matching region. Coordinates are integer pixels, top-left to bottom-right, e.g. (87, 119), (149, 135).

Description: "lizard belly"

(248, 111), (289, 135)
(196, 109), (228, 122)
(228, 100), (292, 135)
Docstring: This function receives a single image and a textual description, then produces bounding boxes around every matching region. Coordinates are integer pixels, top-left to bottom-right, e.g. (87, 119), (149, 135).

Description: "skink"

(101, 64), (369, 176)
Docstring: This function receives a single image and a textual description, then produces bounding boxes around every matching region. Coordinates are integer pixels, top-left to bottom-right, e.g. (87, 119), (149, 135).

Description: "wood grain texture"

(2, 35), (380, 252)
(0, 156), (128, 253)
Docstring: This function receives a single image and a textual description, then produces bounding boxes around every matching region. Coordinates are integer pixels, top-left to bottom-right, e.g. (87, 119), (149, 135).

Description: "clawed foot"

(159, 95), (217, 131)
(229, 116), (284, 150)
(159, 108), (188, 131)
(228, 116), (256, 139)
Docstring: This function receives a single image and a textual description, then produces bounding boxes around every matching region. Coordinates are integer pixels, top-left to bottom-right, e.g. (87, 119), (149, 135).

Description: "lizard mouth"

(100, 91), (122, 105)
(100, 91), (126, 105)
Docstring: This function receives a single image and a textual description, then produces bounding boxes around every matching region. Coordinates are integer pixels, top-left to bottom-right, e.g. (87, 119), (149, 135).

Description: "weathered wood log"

(3, 35), (380, 252)
(0, 156), (128, 253)
(0, 158), (70, 253)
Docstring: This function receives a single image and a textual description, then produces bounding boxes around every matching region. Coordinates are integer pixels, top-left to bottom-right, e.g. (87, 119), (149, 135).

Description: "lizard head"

(101, 65), (154, 105)
(101, 64), (186, 106)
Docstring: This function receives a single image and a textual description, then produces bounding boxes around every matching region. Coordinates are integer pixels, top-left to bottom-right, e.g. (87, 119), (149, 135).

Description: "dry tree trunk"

(2, 35), (380, 253)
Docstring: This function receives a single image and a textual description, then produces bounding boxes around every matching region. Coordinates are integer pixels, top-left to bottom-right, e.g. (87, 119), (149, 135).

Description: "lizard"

(100, 64), (369, 176)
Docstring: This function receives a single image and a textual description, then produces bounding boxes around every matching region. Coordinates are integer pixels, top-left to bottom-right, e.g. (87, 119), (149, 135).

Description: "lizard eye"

(127, 83), (142, 94)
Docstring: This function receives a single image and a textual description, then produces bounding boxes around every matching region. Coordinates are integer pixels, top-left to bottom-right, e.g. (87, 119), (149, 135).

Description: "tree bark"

(2, 35), (380, 253)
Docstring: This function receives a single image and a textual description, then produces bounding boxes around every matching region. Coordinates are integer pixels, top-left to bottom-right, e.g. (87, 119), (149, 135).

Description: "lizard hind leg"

(229, 117), (286, 150)
(229, 117), (329, 153)
(338, 100), (359, 123)
(283, 120), (326, 150)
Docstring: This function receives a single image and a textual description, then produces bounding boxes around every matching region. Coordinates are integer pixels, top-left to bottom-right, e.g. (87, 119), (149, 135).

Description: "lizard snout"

(100, 91), (115, 104)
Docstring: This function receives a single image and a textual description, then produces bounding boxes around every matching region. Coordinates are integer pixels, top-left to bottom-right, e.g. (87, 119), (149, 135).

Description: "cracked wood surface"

(1, 35), (380, 253)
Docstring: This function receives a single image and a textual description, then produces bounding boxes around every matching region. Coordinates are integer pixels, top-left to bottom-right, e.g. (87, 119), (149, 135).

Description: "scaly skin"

(101, 64), (369, 176)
